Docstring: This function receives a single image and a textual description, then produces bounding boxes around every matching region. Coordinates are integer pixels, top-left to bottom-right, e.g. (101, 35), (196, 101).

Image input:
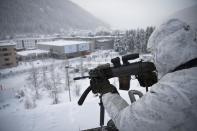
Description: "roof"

(97, 39), (112, 42)
(37, 40), (89, 46)
(13, 37), (57, 41)
(17, 49), (49, 56)
(0, 42), (16, 47)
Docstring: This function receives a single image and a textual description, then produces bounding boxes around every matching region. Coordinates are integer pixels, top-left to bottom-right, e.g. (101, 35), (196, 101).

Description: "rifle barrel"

(73, 76), (89, 80)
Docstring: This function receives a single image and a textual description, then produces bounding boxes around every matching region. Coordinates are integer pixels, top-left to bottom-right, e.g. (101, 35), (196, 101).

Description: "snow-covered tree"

(27, 62), (40, 99)
(64, 58), (72, 102)
(24, 91), (36, 109)
(114, 27), (155, 54)
(49, 62), (61, 104)
(74, 82), (81, 97)
(95, 26), (111, 36)
(80, 56), (84, 77)
(41, 65), (50, 90)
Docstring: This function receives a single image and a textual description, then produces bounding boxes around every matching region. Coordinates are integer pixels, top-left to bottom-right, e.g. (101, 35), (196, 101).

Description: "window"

(4, 58), (9, 61)
(2, 48), (8, 51)
(5, 63), (12, 66)
(4, 53), (11, 56)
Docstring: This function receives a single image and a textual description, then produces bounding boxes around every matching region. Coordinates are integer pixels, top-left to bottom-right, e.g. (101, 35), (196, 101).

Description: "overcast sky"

(71, 0), (197, 29)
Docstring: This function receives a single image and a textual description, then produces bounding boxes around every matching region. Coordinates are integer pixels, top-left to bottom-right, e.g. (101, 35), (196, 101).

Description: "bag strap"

(171, 58), (197, 73)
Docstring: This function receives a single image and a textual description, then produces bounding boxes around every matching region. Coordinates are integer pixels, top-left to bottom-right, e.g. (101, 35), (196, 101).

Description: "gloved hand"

(137, 71), (158, 87)
(90, 78), (118, 95)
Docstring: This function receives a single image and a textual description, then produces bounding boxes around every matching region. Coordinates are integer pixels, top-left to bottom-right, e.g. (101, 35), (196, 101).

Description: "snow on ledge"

(17, 49), (49, 56)
(37, 40), (89, 46)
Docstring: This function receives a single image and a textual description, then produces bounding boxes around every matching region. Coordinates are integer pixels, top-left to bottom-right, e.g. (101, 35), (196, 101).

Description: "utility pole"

(80, 56), (84, 77)
(65, 56), (71, 102)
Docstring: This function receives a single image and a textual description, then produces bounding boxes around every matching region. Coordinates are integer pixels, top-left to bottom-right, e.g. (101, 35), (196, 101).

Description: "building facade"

(17, 49), (49, 61)
(95, 39), (114, 50)
(0, 43), (17, 68)
(14, 37), (58, 50)
(63, 36), (115, 51)
(37, 40), (90, 58)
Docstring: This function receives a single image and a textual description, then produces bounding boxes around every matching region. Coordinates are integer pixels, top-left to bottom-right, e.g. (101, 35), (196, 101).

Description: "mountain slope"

(0, 0), (108, 39)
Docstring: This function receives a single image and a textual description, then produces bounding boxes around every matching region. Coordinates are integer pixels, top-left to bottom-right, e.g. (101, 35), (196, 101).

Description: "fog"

(71, 0), (197, 29)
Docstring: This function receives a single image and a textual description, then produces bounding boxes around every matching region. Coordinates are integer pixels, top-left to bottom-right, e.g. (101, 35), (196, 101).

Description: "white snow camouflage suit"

(102, 19), (197, 131)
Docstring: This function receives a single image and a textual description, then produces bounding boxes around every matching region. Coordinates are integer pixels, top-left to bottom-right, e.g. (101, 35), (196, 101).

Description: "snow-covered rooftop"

(97, 39), (112, 42)
(37, 40), (89, 46)
(17, 49), (49, 56)
(0, 42), (16, 47)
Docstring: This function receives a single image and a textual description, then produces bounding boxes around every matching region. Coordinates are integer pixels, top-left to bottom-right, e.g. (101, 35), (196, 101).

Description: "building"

(17, 49), (49, 61)
(95, 39), (114, 50)
(0, 43), (17, 68)
(37, 40), (90, 58)
(63, 36), (115, 51)
(14, 37), (58, 50)
(13, 36), (115, 52)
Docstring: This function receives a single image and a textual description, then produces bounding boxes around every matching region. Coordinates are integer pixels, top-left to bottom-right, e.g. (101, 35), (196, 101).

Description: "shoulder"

(150, 67), (197, 109)
(160, 67), (197, 83)
(152, 67), (197, 94)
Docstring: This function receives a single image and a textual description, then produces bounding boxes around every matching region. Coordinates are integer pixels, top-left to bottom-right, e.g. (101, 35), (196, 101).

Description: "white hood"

(147, 19), (197, 78)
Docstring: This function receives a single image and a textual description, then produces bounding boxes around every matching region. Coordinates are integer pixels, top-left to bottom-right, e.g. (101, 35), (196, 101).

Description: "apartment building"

(0, 43), (17, 68)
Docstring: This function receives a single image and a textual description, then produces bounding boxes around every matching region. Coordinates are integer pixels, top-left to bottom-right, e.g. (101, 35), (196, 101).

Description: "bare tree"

(49, 62), (61, 104)
(74, 82), (81, 97)
(80, 56), (84, 77)
(64, 57), (72, 102)
(41, 65), (50, 90)
(27, 62), (40, 99)
(24, 90), (36, 109)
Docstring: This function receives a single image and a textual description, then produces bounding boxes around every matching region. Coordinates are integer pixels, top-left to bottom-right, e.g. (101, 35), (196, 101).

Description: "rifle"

(74, 53), (157, 131)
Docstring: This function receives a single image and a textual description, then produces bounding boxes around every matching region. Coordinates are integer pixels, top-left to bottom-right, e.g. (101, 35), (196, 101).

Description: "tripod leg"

(99, 95), (105, 129)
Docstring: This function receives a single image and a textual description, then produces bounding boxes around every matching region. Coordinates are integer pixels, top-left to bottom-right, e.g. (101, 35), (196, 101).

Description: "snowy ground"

(0, 50), (147, 131)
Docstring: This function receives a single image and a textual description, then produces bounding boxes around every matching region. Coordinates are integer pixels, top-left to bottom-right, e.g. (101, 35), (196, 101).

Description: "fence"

(0, 84), (16, 102)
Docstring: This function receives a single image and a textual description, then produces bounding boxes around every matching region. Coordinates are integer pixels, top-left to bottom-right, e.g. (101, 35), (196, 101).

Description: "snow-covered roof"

(37, 40), (89, 46)
(97, 39), (112, 42)
(17, 49), (49, 56)
(0, 42), (16, 47)
(95, 36), (114, 38)
(13, 36), (58, 41)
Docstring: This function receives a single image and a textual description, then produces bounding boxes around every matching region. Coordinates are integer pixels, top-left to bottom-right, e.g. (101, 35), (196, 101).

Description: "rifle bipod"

(79, 95), (118, 131)
(78, 87), (118, 131)
(99, 95), (105, 130)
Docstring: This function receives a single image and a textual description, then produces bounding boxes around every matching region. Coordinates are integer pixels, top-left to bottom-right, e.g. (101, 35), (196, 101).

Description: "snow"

(0, 50), (147, 131)
(38, 40), (89, 46)
(0, 59), (64, 77)
(0, 50), (132, 131)
(0, 88), (101, 131)
(0, 49), (146, 131)
(97, 39), (111, 42)
(0, 42), (16, 46)
(0, 80), (142, 131)
(17, 49), (49, 56)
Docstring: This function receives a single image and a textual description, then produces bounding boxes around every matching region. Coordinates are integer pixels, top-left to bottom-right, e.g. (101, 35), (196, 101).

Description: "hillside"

(0, 0), (108, 39)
